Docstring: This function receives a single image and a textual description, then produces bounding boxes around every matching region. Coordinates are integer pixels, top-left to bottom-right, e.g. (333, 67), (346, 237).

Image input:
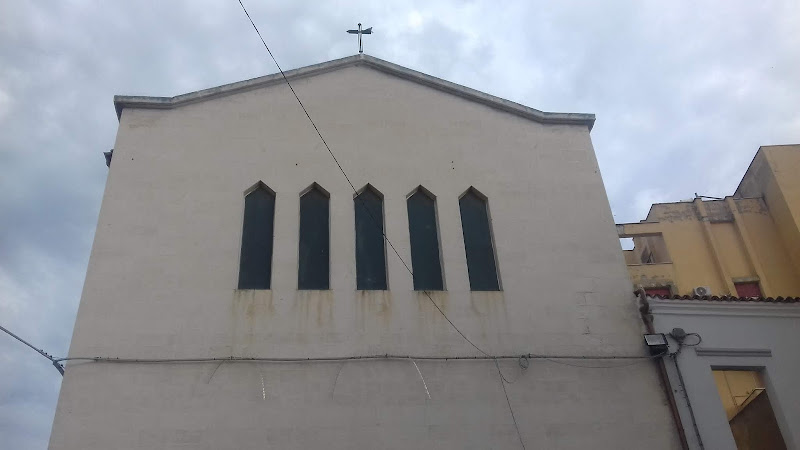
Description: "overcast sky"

(1, 0), (799, 447)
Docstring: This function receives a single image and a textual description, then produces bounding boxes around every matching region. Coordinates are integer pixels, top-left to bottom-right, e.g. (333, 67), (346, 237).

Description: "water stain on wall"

(415, 291), (449, 327)
(231, 289), (274, 354)
(354, 290), (393, 331)
(292, 290), (334, 332)
(470, 291), (508, 338)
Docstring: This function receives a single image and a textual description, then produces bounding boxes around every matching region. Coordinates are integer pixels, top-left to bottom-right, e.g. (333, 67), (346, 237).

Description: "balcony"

(625, 262), (676, 287)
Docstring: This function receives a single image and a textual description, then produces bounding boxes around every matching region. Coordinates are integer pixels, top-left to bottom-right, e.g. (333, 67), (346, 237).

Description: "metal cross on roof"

(346, 23), (373, 54)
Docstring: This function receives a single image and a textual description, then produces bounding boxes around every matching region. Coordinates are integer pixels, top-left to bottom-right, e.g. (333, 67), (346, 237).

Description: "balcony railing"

(626, 262), (675, 287)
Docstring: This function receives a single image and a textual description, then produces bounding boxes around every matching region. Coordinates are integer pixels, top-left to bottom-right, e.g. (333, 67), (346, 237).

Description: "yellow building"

(621, 145), (800, 449)
(618, 144), (800, 298)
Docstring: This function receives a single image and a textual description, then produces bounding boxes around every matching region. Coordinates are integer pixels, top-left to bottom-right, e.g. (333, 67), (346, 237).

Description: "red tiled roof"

(646, 294), (800, 303)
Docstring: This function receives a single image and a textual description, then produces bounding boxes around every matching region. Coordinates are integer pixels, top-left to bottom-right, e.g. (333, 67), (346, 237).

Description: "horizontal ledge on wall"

(694, 348), (772, 358)
(648, 299), (800, 318)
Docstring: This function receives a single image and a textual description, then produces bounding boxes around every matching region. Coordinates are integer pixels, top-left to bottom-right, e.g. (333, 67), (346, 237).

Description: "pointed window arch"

(407, 187), (444, 290)
(238, 182), (276, 289)
(298, 184), (330, 290)
(459, 187), (500, 291)
(355, 184), (387, 290)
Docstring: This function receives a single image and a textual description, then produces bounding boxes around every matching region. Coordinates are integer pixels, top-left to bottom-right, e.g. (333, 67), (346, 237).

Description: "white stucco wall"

(49, 64), (679, 449)
(649, 298), (800, 449)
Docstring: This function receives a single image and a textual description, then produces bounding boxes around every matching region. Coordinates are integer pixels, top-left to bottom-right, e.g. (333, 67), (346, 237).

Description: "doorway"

(712, 369), (786, 450)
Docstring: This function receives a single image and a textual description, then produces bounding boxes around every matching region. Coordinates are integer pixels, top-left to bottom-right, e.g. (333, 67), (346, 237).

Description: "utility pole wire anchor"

(0, 324), (64, 376)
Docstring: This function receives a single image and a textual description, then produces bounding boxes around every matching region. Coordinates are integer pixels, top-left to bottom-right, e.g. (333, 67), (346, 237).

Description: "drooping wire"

(494, 359), (526, 450)
(1, 321), (668, 365)
(236, 0), (355, 194)
(495, 355), (530, 384)
(683, 333), (702, 347)
(545, 357), (655, 369)
(235, 0), (488, 357)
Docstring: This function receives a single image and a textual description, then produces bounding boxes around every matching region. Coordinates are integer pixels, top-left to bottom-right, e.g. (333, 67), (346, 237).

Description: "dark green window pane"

(407, 190), (443, 290)
(298, 187), (329, 289)
(459, 190), (499, 291)
(238, 185), (275, 289)
(355, 188), (387, 290)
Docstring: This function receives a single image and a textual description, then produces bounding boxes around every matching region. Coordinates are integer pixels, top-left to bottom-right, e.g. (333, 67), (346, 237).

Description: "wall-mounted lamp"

(643, 333), (669, 355)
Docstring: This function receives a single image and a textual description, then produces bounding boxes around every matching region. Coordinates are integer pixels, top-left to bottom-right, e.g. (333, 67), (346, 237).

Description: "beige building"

(49, 54), (679, 449)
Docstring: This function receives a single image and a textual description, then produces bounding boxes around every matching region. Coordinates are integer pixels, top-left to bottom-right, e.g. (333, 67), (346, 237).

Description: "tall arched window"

(459, 187), (500, 291)
(238, 182), (276, 289)
(298, 184), (330, 290)
(355, 185), (387, 290)
(407, 187), (443, 290)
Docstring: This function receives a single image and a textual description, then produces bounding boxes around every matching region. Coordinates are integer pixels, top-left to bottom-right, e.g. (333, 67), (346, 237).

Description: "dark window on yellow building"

(459, 188), (500, 291)
(407, 188), (443, 291)
(735, 282), (762, 298)
(298, 184), (329, 290)
(238, 183), (275, 289)
(644, 287), (671, 298)
(355, 186), (387, 290)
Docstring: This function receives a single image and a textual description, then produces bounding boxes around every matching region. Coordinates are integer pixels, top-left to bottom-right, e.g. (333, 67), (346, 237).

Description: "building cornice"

(113, 54), (595, 130)
(694, 348), (772, 358)
(648, 298), (800, 318)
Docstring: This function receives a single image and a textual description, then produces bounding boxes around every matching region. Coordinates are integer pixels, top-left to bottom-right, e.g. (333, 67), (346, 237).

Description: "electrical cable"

(543, 350), (668, 369)
(0, 320), (666, 365)
(683, 333), (702, 347)
(330, 361), (346, 397)
(671, 347), (704, 449)
(55, 352), (664, 363)
(496, 367), (520, 384)
(2, 321), (666, 368)
(0, 324), (54, 361)
(665, 331), (705, 449)
(235, 0), (488, 357)
(495, 356), (530, 384)
(494, 359), (526, 450)
(545, 357), (655, 369)
(0, 324), (65, 375)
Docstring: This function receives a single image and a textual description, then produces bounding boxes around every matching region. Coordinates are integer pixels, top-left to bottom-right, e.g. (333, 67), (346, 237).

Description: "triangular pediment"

(114, 54), (594, 129)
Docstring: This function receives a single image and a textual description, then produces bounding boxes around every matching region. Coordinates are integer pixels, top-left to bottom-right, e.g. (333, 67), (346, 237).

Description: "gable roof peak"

(113, 53), (595, 130)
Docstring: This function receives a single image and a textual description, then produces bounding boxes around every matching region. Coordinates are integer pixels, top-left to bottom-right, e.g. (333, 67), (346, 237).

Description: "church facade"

(49, 54), (680, 449)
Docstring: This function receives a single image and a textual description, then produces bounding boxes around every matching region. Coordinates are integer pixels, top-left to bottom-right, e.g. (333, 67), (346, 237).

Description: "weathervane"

(346, 23), (373, 54)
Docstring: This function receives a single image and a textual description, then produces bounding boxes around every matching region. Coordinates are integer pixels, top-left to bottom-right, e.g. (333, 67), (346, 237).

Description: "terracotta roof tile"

(645, 294), (800, 303)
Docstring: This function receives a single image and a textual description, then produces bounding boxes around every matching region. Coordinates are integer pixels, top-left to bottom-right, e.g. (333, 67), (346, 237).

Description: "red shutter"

(735, 282), (762, 298)
(644, 287), (671, 298)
